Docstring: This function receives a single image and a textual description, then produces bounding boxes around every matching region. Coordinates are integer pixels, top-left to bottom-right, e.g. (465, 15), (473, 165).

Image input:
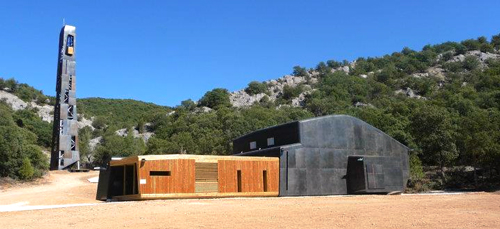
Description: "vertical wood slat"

(218, 159), (279, 194)
(134, 157), (278, 196)
(139, 159), (195, 194)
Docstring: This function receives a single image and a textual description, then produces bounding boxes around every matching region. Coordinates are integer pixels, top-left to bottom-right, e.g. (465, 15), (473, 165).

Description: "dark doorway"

(347, 156), (366, 193)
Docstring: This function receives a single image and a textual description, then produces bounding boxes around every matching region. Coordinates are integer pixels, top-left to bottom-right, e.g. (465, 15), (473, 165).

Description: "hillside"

(1, 34), (500, 191)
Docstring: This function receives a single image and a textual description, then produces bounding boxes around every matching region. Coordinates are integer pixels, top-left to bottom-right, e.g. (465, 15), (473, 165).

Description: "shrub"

(92, 116), (107, 129)
(461, 39), (481, 51)
(292, 66), (308, 77)
(245, 81), (267, 95)
(282, 85), (303, 100)
(179, 99), (196, 111)
(326, 60), (341, 69)
(18, 158), (34, 180)
(480, 43), (494, 53)
(463, 56), (480, 71)
(198, 88), (231, 109)
(491, 34), (500, 49)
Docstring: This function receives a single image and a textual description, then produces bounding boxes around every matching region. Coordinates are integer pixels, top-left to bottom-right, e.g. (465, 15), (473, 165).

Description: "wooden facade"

(106, 155), (279, 200)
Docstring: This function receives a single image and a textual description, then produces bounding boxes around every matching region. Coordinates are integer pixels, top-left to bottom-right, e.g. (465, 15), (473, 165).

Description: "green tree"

(179, 99), (196, 111)
(410, 105), (458, 181)
(282, 85), (303, 101)
(137, 119), (145, 134)
(463, 56), (480, 71)
(326, 60), (341, 69)
(461, 39), (481, 51)
(18, 158), (34, 180)
(491, 33), (500, 49)
(78, 126), (93, 165)
(245, 81), (268, 95)
(92, 116), (107, 129)
(292, 66), (308, 77)
(198, 88), (231, 109)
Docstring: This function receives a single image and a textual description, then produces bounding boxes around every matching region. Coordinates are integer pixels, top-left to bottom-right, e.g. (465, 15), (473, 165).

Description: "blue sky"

(1, 1), (499, 107)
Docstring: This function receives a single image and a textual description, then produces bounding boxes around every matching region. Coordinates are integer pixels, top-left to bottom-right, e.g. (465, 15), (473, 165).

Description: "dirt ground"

(0, 171), (499, 229)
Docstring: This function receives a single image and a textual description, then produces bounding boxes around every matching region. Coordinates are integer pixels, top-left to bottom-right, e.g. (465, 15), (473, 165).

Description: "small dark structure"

(233, 115), (410, 196)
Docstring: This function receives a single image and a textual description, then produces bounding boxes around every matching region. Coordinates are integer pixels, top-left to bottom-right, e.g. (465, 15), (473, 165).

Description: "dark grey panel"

(319, 148), (334, 168)
(305, 149), (320, 168)
(233, 121), (300, 154)
(306, 168), (321, 195)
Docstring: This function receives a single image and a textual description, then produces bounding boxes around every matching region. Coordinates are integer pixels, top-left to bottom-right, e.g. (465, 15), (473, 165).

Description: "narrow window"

(67, 105), (74, 119)
(285, 151), (289, 191)
(263, 170), (268, 192)
(250, 141), (257, 150)
(66, 35), (74, 55)
(68, 75), (73, 90)
(237, 170), (242, 192)
(59, 158), (64, 166)
(64, 89), (69, 103)
(150, 171), (171, 176)
(267, 137), (274, 146)
(59, 120), (64, 134)
(66, 35), (74, 47)
(70, 136), (76, 151)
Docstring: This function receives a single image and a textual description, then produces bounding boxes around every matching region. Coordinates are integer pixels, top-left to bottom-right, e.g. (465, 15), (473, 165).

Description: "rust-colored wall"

(218, 160), (279, 193)
(138, 159), (196, 194)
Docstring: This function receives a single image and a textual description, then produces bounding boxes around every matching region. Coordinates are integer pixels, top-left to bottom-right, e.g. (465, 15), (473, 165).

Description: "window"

(66, 35), (74, 47)
(68, 75), (73, 90)
(250, 141), (257, 150)
(237, 170), (242, 192)
(68, 105), (74, 120)
(70, 136), (76, 151)
(59, 120), (63, 134)
(263, 170), (268, 192)
(267, 137), (275, 146)
(64, 89), (69, 103)
(150, 171), (171, 176)
(66, 35), (74, 55)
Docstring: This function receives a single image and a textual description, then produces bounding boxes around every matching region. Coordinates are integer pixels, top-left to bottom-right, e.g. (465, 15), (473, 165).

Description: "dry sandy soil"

(0, 171), (499, 229)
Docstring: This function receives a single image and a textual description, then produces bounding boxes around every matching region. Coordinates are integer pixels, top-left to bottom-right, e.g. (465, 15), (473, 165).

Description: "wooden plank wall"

(218, 160), (279, 193)
(139, 159), (195, 194)
(195, 162), (218, 193)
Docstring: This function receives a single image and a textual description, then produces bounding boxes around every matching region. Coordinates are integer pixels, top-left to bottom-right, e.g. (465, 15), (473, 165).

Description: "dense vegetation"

(78, 97), (171, 128)
(0, 101), (49, 180)
(0, 78), (52, 105)
(1, 34), (499, 190)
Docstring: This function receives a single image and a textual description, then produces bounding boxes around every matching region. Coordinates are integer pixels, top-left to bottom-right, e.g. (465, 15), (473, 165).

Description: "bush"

(282, 85), (303, 101)
(198, 88), (231, 109)
(480, 43), (494, 53)
(292, 66), (308, 77)
(463, 56), (480, 71)
(491, 34), (500, 49)
(410, 153), (424, 181)
(18, 158), (34, 180)
(245, 81), (267, 95)
(461, 39), (481, 51)
(326, 60), (341, 69)
(92, 116), (107, 129)
(443, 61), (463, 72)
(179, 99), (196, 111)
(315, 62), (330, 73)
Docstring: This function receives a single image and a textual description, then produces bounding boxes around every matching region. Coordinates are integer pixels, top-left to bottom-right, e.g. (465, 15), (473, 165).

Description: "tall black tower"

(50, 25), (80, 170)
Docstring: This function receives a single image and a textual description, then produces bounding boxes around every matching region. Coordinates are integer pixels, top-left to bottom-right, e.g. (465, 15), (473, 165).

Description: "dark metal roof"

(233, 114), (409, 150)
